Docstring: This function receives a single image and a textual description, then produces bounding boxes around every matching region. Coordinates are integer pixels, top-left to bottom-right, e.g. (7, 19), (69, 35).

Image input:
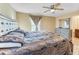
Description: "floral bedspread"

(0, 30), (72, 55)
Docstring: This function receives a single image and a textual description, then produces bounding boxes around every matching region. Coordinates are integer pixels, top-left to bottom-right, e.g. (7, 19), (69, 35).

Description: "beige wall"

(56, 11), (79, 28)
(39, 16), (56, 32)
(70, 16), (79, 36)
(0, 3), (16, 19)
(16, 12), (56, 32)
(56, 11), (79, 41)
(16, 12), (32, 31)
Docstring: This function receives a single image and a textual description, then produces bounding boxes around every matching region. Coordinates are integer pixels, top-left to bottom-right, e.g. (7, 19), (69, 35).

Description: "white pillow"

(0, 42), (22, 48)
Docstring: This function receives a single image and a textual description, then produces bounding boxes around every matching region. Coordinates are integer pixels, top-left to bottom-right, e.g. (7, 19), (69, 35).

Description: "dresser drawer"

(75, 29), (79, 38)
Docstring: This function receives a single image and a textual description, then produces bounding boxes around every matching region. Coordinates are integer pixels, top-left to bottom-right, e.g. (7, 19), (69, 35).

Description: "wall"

(16, 12), (32, 31)
(39, 16), (56, 32)
(56, 11), (79, 30)
(70, 16), (79, 38)
(56, 11), (79, 41)
(16, 12), (56, 32)
(0, 3), (16, 19)
(56, 11), (79, 28)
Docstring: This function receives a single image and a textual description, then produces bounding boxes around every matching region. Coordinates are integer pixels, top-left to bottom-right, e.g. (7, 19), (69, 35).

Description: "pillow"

(14, 29), (26, 35)
(0, 42), (22, 48)
(25, 32), (43, 38)
(14, 29), (28, 36)
(0, 35), (24, 44)
(8, 31), (24, 39)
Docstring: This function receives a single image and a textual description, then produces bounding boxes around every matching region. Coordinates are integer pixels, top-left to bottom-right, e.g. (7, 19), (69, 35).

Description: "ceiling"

(10, 3), (79, 17)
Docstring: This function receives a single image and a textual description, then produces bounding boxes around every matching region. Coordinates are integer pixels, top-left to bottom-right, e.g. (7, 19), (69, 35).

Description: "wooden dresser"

(75, 29), (79, 38)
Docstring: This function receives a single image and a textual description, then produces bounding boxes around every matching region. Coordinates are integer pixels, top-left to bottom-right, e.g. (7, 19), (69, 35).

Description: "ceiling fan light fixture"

(50, 9), (55, 12)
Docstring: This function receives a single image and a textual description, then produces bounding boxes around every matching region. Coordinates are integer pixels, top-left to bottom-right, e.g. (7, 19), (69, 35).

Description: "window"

(31, 19), (36, 31)
(64, 19), (70, 28)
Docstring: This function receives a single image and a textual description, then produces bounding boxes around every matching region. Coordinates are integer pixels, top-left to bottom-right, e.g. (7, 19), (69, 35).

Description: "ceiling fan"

(43, 3), (64, 13)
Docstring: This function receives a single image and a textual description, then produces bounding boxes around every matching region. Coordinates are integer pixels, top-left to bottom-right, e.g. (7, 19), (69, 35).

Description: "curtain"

(30, 15), (42, 31)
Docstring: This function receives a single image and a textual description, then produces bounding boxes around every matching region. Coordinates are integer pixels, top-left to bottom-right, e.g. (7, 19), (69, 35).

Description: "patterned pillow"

(8, 32), (24, 39)
(0, 35), (24, 44)
(25, 32), (43, 38)
(13, 29), (26, 36)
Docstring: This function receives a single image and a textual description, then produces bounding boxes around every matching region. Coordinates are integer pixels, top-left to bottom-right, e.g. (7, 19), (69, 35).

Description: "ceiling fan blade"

(43, 6), (50, 9)
(53, 3), (60, 7)
(54, 8), (64, 10)
(44, 10), (50, 13)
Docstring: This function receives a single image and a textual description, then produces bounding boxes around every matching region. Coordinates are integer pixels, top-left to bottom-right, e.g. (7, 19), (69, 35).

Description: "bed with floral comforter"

(0, 29), (73, 55)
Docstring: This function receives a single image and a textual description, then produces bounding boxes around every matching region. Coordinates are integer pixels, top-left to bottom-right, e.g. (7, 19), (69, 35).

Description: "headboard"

(0, 13), (18, 36)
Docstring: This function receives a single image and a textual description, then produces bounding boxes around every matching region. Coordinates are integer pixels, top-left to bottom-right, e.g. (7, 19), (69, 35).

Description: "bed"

(0, 13), (73, 55)
(0, 30), (73, 55)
